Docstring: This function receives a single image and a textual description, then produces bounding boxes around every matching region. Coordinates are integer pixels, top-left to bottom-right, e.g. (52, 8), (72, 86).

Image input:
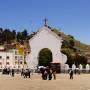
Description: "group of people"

(2, 68), (15, 77)
(21, 68), (31, 78)
(40, 67), (56, 80)
(2, 68), (31, 78)
(1, 67), (76, 80)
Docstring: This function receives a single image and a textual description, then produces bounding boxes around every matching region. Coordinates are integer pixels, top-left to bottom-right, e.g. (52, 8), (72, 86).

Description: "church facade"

(26, 26), (67, 71)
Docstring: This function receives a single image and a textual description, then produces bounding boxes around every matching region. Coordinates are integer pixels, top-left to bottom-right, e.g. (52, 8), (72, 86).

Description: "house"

(0, 49), (24, 69)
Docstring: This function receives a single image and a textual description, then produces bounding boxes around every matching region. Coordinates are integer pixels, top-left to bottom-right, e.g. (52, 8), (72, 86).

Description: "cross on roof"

(44, 18), (48, 27)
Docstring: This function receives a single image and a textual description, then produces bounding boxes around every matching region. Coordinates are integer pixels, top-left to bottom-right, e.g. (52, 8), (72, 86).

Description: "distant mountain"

(51, 28), (90, 58)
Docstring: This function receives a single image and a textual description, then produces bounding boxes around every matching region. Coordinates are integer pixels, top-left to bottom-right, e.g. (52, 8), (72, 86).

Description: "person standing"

(52, 69), (56, 80)
(21, 68), (24, 76)
(11, 69), (15, 77)
(69, 69), (73, 79)
(48, 68), (52, 80)
(28, 69), (31, 78)
(44, 69), (48, 80)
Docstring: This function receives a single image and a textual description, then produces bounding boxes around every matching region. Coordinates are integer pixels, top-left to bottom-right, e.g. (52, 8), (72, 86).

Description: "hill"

(51, 28), (90, 67)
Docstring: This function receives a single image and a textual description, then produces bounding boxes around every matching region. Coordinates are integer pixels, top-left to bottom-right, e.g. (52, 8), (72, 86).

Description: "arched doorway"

(38, 48), (52, 67)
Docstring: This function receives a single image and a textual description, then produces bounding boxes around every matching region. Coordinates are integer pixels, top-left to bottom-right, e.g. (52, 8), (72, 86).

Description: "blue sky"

(0, 0), (90, 44)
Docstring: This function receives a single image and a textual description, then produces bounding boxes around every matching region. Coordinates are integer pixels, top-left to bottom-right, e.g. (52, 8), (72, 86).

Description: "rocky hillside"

(52, 29), (90, 63)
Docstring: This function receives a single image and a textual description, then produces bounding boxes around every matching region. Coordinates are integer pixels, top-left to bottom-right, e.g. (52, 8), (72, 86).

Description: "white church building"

(26, 26), (67, 71)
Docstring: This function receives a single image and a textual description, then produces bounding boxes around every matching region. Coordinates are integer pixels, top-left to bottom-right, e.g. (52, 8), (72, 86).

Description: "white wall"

(0, 52), (14, 68)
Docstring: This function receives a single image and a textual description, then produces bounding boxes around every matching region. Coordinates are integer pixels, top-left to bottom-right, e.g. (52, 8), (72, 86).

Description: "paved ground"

(0, 73), (90, 90)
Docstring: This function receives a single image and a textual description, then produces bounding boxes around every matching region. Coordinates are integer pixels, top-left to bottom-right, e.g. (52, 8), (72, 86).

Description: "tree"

(68, 35), (74, 39)
(69, 39), (75, 48)
(62, 40), (70, 48)
(38, 48), (52, 66)
(2, 29), (14, 43)
(0, 28), (3, 44)
(61, 48), (74, 68)
(22, 29), (28, 40)
(74, 54), (87, 67)
(17, 32), (22, 42)
(12, 30), (16, 40)
(16, 29), (28, 44)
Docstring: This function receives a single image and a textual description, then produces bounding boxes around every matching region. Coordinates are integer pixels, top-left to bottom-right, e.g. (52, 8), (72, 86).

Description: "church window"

(0, 62), (2, 65)
(6, 56), (9, 59)
(20, 56), (23, 60)
(15, 56), (17, 60)
(0, 56), (2, 59)
(15, 51), (18, 55)
(6, 62), (9, 65)
(20, 61), (22, 64)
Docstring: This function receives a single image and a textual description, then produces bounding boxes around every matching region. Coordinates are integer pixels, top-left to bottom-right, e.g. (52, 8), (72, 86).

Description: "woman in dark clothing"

(69, 69), (73, 79)
(48, 69), (52, 80)
(11, 69), (14, 77)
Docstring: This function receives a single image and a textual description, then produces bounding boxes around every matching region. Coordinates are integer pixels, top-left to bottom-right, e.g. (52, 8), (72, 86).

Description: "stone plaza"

(0, 73), (90, 90)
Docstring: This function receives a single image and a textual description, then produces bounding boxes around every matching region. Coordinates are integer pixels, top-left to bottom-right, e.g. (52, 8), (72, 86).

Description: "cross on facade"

(44, 18), (48, 27)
